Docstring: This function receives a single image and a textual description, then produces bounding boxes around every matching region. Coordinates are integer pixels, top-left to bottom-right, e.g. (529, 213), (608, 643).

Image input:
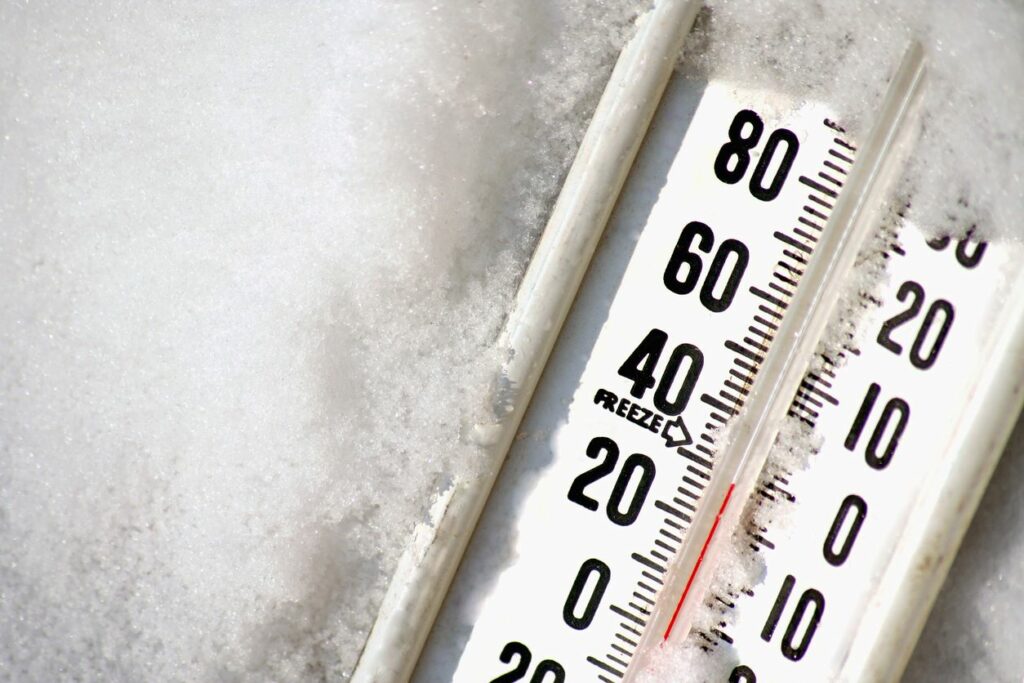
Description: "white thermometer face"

(413, 76), (1024, 683)
(416, 79), (852, 681)
(703, 222), (1021, 683)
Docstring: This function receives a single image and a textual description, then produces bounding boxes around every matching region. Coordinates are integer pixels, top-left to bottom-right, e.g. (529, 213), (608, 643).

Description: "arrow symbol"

(661, 414), (692, 448)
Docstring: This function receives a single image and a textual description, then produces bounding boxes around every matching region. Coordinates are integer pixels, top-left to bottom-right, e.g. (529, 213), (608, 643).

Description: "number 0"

(823, 494), (867, 566)
(562, 558), (611, 630)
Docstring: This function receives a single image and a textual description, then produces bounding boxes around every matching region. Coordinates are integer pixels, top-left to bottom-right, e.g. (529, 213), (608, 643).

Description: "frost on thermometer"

(647, 222), (1024, 682)
(415, 79), (863, 681)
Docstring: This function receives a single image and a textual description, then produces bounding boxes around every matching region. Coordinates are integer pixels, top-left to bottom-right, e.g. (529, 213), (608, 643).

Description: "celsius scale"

(352, 1), (1024, 681)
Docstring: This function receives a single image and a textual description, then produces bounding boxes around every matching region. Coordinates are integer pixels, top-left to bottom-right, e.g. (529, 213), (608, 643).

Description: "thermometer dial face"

(699, 221), (1019, 682)
(413, 76), (1024, 683)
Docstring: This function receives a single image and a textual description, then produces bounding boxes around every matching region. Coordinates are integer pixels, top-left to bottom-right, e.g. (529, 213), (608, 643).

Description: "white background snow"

(1, 1), (1021, 681)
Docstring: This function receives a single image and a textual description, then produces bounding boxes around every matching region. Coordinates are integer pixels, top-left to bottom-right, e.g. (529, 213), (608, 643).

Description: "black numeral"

(663, 221), (749, 313)
(761, 574), (825, 662)
(749, 129), (800, 201)
(607, 453), (656, 526)
(563, 558), (611, 630)
(844, 383), (910, 470)
(782, 588), (825, 661)
(909, 298), (954, 368)
(654, 343), (705, 415)
(823, 494), (867, 566)
(566, 437), (617, 512)
(714, 110), (763, 184)
(491, 642), (530, 683)
(618, 329), (665, 399)
(530, 661), (565, 683)
(729, 665), (757, 682)
(490, 642), (565, 683)
(567, 437), (655, 526)
(926, 231), (987, 269)
(876, 281), (923, 355)
(714, 109), (799, 201)
(618, 329), (704, 415)
(876, 280), (955, 370)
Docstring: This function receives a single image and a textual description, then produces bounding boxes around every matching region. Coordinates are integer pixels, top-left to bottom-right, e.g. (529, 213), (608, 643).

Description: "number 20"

(489, 642), (564, 683)
(876, 280), (955, 370)
(567, 436), (656, 527)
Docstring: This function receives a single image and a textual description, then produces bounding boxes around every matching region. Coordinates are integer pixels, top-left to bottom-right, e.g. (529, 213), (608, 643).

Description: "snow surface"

(904, 415), (1024, 682)
(0, 0), (1021, 681)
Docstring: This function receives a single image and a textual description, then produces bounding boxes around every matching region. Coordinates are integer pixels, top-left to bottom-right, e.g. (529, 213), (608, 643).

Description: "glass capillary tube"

(625, 42), (926, 678)
(351, 2), (702, 681)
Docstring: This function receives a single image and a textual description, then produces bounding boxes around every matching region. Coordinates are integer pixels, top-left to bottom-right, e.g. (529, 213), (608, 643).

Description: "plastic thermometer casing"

(351, 2), (702, 681)
(408, 40), (934, 679)
(353, 8), (1023, 682)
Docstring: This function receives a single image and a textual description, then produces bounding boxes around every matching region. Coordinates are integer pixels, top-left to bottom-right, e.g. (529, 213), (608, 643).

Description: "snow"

(904, 416), (1024, 682)
(0, 0), (1020, 681)
(0, 1), (643, 679)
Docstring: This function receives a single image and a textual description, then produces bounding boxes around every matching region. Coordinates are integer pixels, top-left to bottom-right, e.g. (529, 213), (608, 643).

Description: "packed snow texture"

(0, 1), (644, 679)
(683, 0), (1024, 239)
(0, 0), (1021, 681)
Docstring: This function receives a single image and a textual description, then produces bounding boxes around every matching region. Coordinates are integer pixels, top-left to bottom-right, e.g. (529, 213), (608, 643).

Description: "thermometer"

(352, 3), (1024, 681)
